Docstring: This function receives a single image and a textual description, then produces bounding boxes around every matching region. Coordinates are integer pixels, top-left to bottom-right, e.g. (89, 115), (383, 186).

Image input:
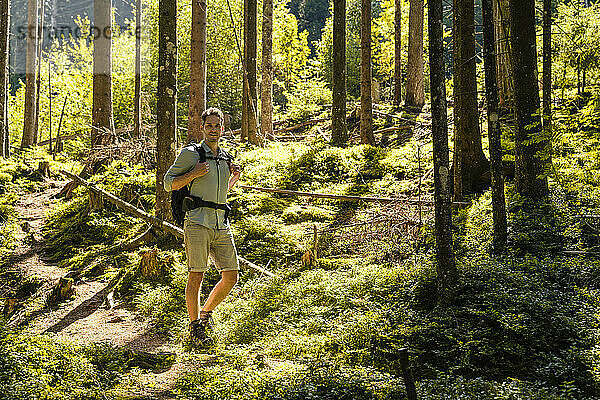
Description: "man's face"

(202, 115), (223, 143)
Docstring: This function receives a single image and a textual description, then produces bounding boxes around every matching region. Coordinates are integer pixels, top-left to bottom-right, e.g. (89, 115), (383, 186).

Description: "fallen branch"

(58, 169), (274, 277)
(37, 133), (81, 146)
(238, 185), (470, 206)
(373, 126), (412, 135)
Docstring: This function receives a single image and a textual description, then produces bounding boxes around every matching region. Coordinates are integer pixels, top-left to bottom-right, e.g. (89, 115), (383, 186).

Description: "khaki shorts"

(184, 220), (240, 273)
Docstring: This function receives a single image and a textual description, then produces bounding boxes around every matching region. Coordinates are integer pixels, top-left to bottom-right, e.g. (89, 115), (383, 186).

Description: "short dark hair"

(201, 107), (224, 126)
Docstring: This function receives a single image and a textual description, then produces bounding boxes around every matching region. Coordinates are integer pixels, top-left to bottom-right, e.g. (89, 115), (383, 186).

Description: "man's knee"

(221, 270), (238, 286)
(187, 271), (204, 287)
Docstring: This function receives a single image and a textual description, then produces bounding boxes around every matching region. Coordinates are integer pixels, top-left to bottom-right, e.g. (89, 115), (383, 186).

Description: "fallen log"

(373, 126), (412, 135)
(58, 169), (275, 277)
(238, 184), (470, 206)
(38, 133), (81, 146)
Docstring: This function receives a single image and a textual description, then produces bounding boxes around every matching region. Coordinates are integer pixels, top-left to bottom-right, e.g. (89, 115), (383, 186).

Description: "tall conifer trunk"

(156, 0), (177, 220)
(482, 0), (507, 250)
(189, 0), (207, 143)
(429, 0), (456, 302)
(405, 0), (424, 111)
(510, 0), (549, 200)
(0, 0), (9, 157)
(453, 0), (488, 199)
(91, 0), (115, 147)
(261, 0), (273, 138)
(360, 0), (374, 145)
(493, 0), (512, 108)
(133, 0), (142, 137)
(21, 0), (37, 149)
(331, 0), (347, 145)
(393, 0), (401, 107)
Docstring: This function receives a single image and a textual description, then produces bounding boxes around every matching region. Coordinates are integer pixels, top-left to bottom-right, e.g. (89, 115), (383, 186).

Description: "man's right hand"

(193, 161), (210, 178)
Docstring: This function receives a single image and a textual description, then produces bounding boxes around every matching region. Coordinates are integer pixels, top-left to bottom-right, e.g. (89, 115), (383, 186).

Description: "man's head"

(201, 107), (225, 143)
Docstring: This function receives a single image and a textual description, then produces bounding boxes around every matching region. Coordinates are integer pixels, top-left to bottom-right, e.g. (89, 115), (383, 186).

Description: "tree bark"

(360, 0), (374, 145)
(492, 0), (512, 108)
(405, 0), (424, 111)
(156, 0), (177, 220)
(542, 0), (551, 135)
(393, 0), (401, 107)
(91, 0), (115, 147)
(0, 0), (9, 157)
(510, 0), (549, 200)
(482, 0), (507, 250)
(453, 0), (488, 199)
(21, 0), (38, 149)
(241, 0), (248, 142)
(189, 0), (207, 143)
(133, 0), (142, 137)
(331, 0), (347, 145)
(242, 0), (260, 145)
(261, 0), (273, 138)
(33, 1), (44, 144)
(428, 0), (456, 302)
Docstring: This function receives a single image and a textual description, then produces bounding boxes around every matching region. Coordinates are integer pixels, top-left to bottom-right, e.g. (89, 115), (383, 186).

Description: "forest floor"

(9, 178), (215, 400)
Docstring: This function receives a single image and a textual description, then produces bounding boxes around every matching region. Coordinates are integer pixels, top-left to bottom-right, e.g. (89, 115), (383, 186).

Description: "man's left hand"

(230, 163), (242, 180)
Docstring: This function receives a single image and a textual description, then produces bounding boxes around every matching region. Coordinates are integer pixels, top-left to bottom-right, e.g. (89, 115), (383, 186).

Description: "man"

(164, 107), (242, 346)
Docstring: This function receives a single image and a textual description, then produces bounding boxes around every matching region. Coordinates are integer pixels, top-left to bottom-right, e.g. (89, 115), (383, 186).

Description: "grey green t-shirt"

(163, 141), (231, 230)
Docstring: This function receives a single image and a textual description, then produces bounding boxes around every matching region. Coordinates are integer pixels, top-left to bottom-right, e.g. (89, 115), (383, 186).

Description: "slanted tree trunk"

(156, 0), (177, 220)
(510, 0), (549, 200)
(21, 0), (38, 149)
(453, 0), (489, 199)
(405, 0), (424, 111)
(189, 0), (207, 143)
(493, 0), (512, 108)
(242, 0), (260, 145)
(331, 0), (347, 145)
(393, 0), (401, 107)
(91, 0), (115, 147)
(0, 0), (9, 158)
(261, 0), (273, 138)
(360, 0), (374, 145)
(482, 0), (507, 250)
(133, 0), (142, 137)
(428, 0), (456, 302)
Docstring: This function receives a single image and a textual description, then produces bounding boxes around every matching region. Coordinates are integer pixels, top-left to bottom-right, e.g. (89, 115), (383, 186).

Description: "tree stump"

(48, 277), (75, 304)
(37, 161), (50, 178)
(3, 298), (17, 317)
(88, 191), (104, 211)
(140, 248), (160, 277)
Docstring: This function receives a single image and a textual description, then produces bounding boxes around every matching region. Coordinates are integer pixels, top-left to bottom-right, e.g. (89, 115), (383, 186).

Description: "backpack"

(171, 143), (233, 227)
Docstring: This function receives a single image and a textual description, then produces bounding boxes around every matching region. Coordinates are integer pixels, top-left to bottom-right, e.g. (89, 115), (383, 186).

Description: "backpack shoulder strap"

(188, 142), (206, 163)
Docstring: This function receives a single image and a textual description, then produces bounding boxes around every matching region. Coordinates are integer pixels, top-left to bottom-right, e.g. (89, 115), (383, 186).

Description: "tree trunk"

(261, 0), (273, 138)
(156, 0), (177, 220)
(453, 0), (488, 199)
(0, 0), (9, 158)
(33, 1), (44, 144)
(405, 0), (424, 111)
(542, 0), (551, 147)
(241, 0), (248, 142)
(21, 0), (37, 149)
(331, 0), (347, 145)
(133, 0), (142, 137)
(428, 0), (456, 302)
(189, 0), (207, 143)
(91, 0), (115, 147)
(393, 0), (401, 107)
(482, 0), (507, 251)
(492, 0), (512, 108)
(360, 0), (374, 145)
(510, 0), (549, 200)
(243, 0), (260, 145)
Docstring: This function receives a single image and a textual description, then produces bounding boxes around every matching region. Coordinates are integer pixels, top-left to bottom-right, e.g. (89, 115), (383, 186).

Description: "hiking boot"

(188, 311), (214, 347)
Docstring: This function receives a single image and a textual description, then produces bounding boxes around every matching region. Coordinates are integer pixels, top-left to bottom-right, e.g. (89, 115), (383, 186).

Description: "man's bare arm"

(171, 162), (210, 191)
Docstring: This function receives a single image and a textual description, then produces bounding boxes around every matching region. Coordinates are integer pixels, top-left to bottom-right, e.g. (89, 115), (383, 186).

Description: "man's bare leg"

(186, 271), (204, 321)
(201, 270), (238, 312)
